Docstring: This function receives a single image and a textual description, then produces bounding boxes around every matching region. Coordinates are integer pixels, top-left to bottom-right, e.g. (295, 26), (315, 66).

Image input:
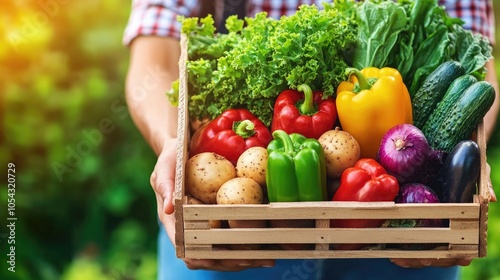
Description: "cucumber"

(427, 81), (495, 152)
(411, 61), (465, 128)
(422, 75), (478, 144)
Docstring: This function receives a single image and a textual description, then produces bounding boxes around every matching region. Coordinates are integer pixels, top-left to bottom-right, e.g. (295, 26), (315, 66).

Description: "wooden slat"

(479, 197), (489, 257)
(184, 249), (479, 260)
(185, 245), (213, 252)
(184, 228), (478, 245)
(185, 221), (211, 230)
(315, 219), (330, 251)
(316, 219), (330, 228)
(174, 34), (190, 259)
(476, 121), (489, 199)
(449, 219), (479, 230)
(475, 121), (489, 257)
(449, 244), (479, 252)
(174, 36), (189, 205)
(183, 202), (479, 220)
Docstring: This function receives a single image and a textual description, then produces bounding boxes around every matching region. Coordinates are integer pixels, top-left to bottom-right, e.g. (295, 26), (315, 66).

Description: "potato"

(217, 178), (265, 227)
(236, 146), (268, 186)
(216, 177), (263, 205)
(185, 152), (236, 204)
(217, 177), (266, 249)
(318, 127), (361, 178)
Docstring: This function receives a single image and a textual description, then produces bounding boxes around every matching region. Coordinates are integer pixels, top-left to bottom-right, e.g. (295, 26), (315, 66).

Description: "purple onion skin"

(394, 183), (443, 228)
(377, 124), (431, 184)
(390, 183), (444, 250)
(396, 183), (440, 203)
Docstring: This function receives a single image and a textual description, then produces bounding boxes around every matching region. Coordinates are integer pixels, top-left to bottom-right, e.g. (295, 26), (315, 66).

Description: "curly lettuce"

(177, 3), (358, 126)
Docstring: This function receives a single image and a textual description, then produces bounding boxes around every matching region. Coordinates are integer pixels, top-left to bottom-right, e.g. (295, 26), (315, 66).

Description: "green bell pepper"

(266, 130), (327, 202)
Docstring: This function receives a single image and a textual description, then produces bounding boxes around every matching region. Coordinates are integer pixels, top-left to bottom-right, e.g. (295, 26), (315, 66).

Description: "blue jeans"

(158, 227), (460, 280)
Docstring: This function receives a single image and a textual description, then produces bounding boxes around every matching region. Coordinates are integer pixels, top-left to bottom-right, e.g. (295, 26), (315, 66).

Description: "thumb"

(151, 152), (177, 215)
(164, 189), (175, 214)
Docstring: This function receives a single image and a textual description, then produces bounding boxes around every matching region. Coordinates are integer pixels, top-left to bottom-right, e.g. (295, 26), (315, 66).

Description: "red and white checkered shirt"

(123, 0), (495, 46)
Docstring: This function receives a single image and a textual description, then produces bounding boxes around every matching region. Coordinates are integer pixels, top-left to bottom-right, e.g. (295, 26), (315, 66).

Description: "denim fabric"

(158, 227), (460, 280)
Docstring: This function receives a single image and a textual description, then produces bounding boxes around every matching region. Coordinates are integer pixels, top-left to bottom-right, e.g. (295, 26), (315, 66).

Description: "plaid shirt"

(123, 0), (495, 45)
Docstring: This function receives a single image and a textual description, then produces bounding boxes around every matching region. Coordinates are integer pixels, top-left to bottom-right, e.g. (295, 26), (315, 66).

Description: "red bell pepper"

(271, 84), (337, 139)
(330, 158), (399, 250)
(189, 109), (272, 166)
(331, 158), (399, 228)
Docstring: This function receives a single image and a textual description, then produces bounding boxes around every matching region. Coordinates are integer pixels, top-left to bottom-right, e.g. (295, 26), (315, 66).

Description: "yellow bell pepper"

(336, 67), (413, 159)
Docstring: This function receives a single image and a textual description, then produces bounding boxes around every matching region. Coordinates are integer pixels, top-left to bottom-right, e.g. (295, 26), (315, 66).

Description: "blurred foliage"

(461, 6), (500, 279)
(1, 0), (158, 279)
(0, 1), (500, 280)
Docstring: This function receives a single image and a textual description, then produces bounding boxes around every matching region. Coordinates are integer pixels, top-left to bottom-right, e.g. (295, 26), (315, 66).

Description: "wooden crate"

(174, 35), (490, 259)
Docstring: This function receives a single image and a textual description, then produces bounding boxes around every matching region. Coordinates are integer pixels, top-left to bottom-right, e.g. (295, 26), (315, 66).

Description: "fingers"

(218, 258), (275, 270)
(154, 192), (165, 219)
(390, 258), (472, 268)
(183, 258), (275, 271)
(150, 147), (177, 215)
(182, 245), (275, 271)
(489, 184), (497, 202)
(485, 163), (497, 202)
(183, 258), (217, 270)
(151, 170), (171, 215)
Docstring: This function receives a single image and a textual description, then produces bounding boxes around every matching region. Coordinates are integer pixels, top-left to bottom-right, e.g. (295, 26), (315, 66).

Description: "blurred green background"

(1, 1), (500, 279)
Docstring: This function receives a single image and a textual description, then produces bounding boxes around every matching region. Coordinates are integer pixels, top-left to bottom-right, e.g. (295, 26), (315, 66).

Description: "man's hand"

(486, 163), (497, 202)
(151, 138), (275, 271)
(391, 258), (472, 269)
(150, 138), (177, 216)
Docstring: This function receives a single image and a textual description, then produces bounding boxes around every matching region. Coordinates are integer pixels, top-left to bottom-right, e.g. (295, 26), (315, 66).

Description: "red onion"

(377, 124), (431, 184)
(396, 183), (441, 205)
(394, 183), (443, 228)
(390, 183), (444, 250)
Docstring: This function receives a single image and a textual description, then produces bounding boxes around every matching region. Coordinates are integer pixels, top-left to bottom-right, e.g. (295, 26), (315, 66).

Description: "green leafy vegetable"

(400, 0), (455, 94)
(353, 0), (492, 95)
(172, 0), (492, 125)
(178, 3), (358, 126)
(352, 0), (407, 69)
(450, 27), (492, 80)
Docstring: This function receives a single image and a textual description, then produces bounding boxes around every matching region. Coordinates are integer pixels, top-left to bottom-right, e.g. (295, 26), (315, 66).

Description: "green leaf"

(353, 0), (407, 69)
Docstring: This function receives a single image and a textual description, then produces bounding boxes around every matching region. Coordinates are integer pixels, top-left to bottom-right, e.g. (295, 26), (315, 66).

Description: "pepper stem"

(233, 120), (256, 138)
(298, 84), (315, 115)
(272, 130), (294, 155)
(345, 68), (370, 91)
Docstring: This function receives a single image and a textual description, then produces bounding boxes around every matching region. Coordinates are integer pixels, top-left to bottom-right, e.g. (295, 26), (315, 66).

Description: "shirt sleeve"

(440, 0), (495, 45)
(123, 0), (199, 46)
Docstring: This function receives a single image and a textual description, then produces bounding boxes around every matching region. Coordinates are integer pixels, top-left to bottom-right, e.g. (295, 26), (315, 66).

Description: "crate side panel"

(174, 34), (190, 258)
(184, 249), (479, 260)
(473, 121), (489, 257)
(184, 228), (479, 245)
(183, 203), (480, 220)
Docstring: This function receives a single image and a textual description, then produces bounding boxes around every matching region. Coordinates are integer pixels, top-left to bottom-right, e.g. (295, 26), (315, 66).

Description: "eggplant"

(435, 140), (480, 203)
